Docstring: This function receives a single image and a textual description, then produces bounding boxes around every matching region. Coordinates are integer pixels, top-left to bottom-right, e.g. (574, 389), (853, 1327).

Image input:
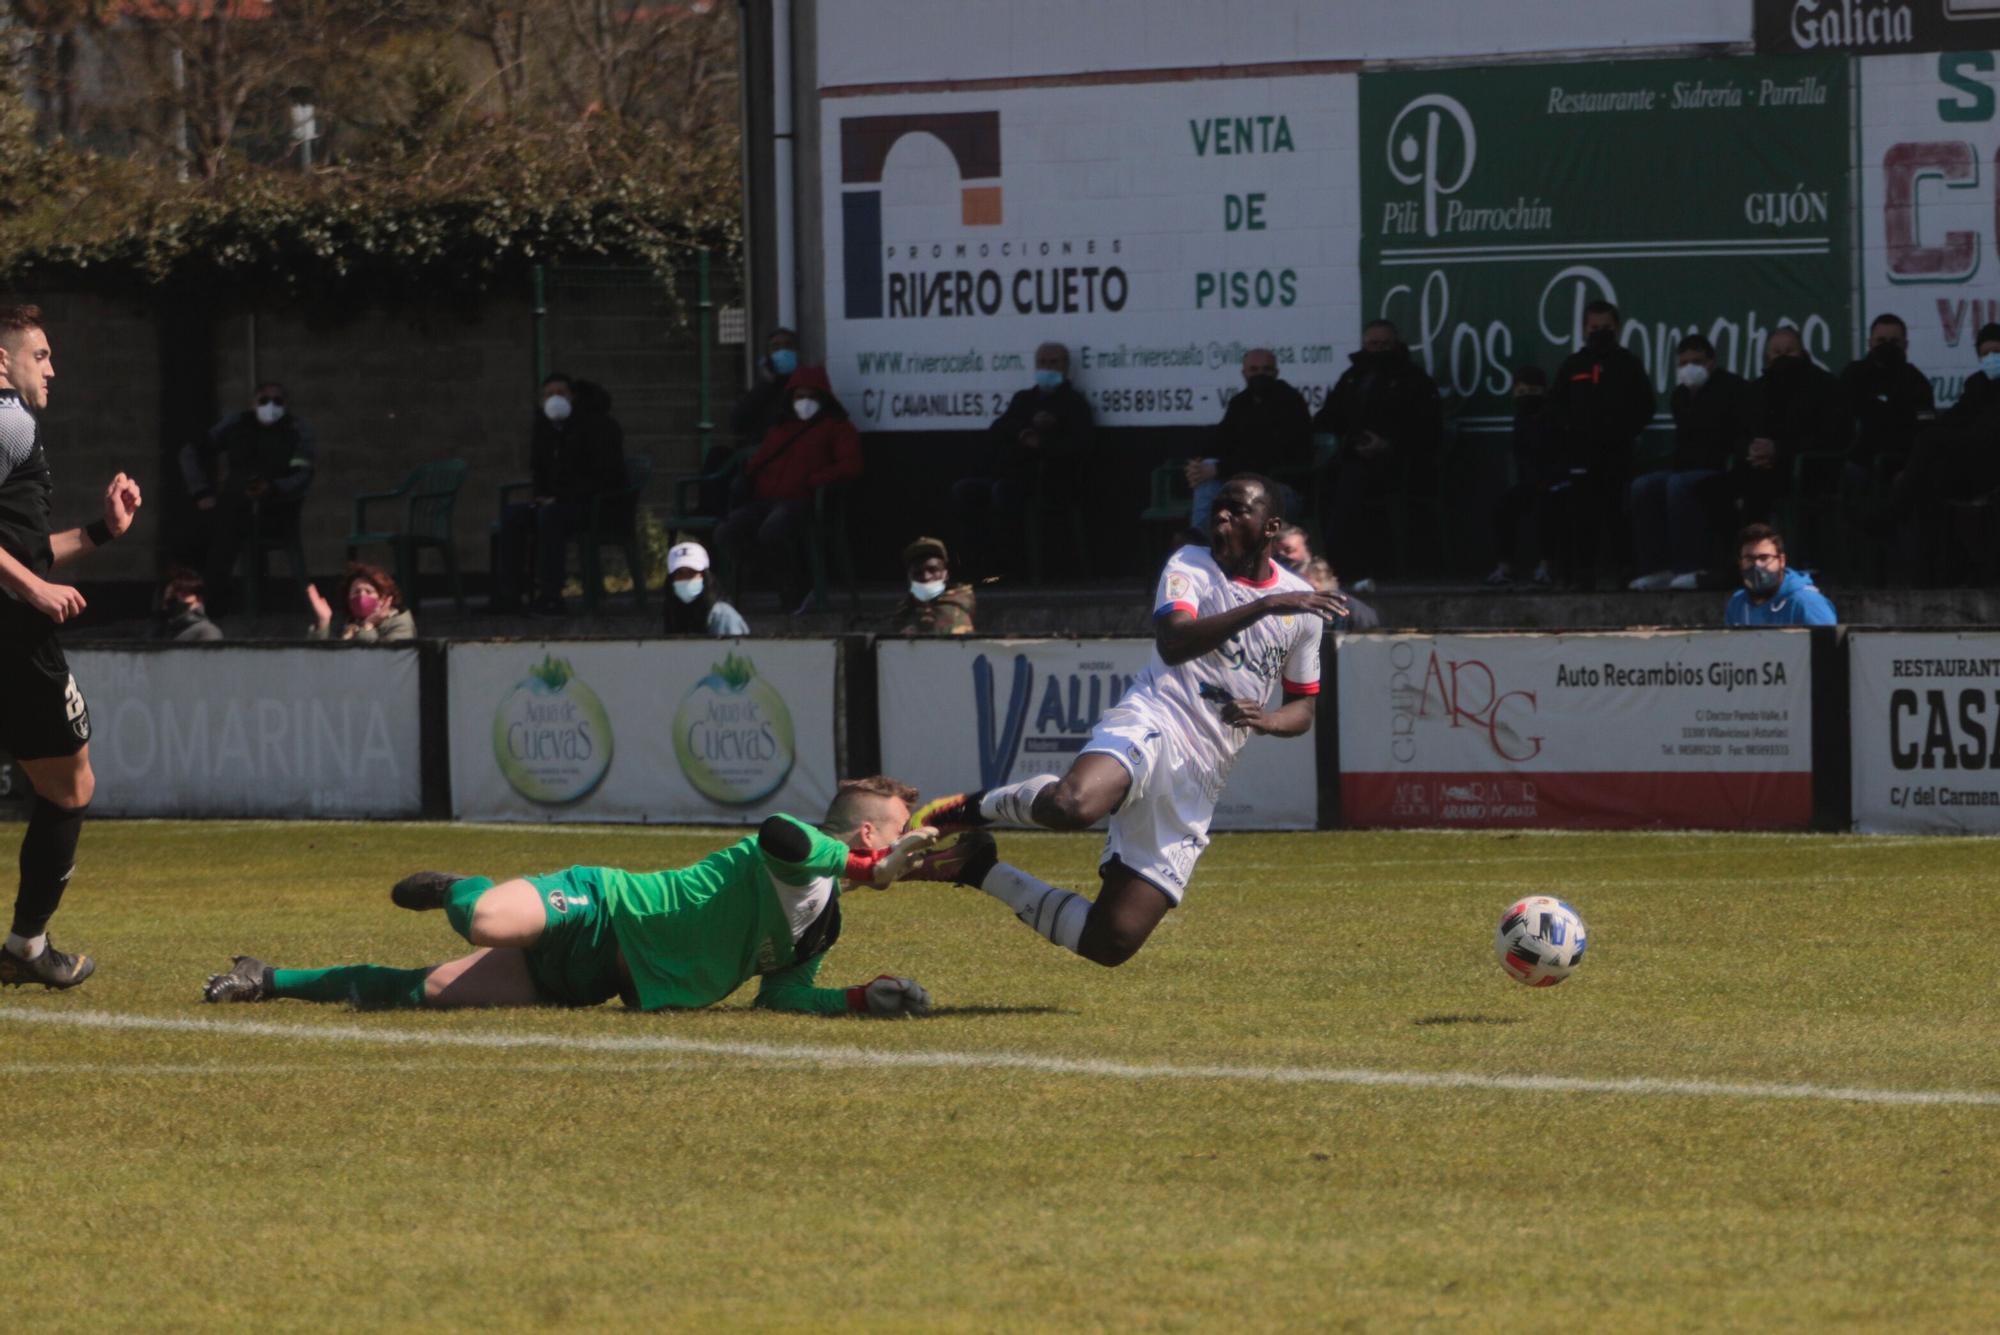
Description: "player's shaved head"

(824, 775), (919, 835)
(1226, 473), (1282, 521)
(0, 303), (44, 352)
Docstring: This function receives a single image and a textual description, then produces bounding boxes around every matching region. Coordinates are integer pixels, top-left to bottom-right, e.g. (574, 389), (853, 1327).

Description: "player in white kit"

(907, 475), (1344, 965)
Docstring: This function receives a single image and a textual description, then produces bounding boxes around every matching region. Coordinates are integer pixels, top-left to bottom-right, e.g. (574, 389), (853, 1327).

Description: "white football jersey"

(1124, 545), (1322, 783)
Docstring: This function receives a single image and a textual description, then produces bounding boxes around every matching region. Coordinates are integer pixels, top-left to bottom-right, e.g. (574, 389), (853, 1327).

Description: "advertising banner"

(1758, 1), (2000, 56)
(1849, 631), (2000, 832)
(1337, 632), (1814, 829)
(67, 646), (421, 818)
(1857, 50), (2000, 406)
(819, 2), (1752, 88)
(448, 641), (838, 824)
(820, 74), (1361, 430)
(876, 639), (1317, 830)
(1359, 56), (1852, 433)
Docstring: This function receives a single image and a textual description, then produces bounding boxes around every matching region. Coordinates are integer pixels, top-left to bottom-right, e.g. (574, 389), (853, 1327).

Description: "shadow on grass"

(924, 1005), (1070, 1018)
(1411, 1014), (1523, 1027)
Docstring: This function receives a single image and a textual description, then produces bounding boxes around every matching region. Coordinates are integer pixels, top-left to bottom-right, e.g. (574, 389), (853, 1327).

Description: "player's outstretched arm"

(750, 952), (933, 1017)
(1221, 692), (1317, 739)
(1154, 590), (1345, 666)
(49, 471), (142, 569)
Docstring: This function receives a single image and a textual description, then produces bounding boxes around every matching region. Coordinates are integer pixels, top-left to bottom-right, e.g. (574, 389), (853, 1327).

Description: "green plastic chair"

(579, 456), (655, 612)
(346, 459), (469, 611)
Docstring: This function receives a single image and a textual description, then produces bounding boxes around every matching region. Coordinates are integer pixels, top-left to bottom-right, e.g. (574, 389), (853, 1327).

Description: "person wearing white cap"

(662, 540), (750, 637)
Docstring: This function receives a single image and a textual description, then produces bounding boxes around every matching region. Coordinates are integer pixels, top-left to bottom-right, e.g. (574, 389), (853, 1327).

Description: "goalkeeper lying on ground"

(203, 776), (945, 1017)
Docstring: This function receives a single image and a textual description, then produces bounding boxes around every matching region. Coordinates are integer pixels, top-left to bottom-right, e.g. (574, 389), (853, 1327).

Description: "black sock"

(12, 796), (86, 940)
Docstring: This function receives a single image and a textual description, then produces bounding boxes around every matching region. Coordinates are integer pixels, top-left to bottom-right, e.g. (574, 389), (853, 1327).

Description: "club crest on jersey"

(1165, 572), (1192, 602)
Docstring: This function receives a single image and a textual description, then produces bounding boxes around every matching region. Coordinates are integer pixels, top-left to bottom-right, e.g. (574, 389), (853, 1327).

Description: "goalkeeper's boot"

(0, 939), (94, 990)
(907, 791), (989, 835)
(906, 831), (999, 888)
(390, 871), (469, 912)
(202, 956), (274, 1004)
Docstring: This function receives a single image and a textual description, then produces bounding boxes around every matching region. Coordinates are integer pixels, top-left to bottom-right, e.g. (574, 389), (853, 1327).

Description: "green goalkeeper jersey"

(589, 813), (857, 1014)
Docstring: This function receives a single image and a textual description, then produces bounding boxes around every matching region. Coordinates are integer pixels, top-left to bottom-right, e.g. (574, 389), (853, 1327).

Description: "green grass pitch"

(1, 820), (1995, 1331)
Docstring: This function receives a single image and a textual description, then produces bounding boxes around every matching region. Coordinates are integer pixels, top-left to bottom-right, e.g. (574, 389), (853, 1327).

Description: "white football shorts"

(1079, 700), (1216, 904)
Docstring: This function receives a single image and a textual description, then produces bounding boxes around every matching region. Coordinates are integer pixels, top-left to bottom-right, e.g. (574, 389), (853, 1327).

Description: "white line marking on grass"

(5, 1010), (1996, 1109)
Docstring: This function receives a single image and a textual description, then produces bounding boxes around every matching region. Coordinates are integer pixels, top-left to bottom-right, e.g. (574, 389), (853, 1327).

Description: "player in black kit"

(0, 303), (142, 989)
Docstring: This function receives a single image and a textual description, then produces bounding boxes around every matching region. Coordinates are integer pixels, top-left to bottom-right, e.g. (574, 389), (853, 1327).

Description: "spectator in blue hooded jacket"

(1725, 522), (1837, 626)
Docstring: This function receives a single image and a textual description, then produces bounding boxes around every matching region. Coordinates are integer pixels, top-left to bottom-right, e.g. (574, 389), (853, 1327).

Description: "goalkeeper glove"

(843, 826), (939, 890)
(846, 974), (933, 1017)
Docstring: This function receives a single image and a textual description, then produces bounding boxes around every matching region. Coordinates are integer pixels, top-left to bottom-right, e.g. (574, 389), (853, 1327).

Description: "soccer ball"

(1494, 896), (1588, 987)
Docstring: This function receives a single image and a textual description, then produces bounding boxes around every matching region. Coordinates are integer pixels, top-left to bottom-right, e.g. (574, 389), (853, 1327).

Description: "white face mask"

(255, 402), (286, 426)
(1676, 362), (1711, 390)
(910, 578), (946, 602)
(793, 397), (822, 422)
(543, 394), (572, 423)
(672, 577), (705, 604)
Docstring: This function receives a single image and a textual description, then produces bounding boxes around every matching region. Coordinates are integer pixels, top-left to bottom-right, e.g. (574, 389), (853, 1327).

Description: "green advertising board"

(1360, 56), (1852, 432)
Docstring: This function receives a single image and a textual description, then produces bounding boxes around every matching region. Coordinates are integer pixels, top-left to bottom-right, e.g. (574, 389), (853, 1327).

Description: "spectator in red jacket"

(717, 365), (863, 612)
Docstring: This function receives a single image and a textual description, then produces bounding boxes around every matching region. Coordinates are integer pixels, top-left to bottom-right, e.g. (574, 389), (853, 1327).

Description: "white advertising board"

(1849, 631), (2000, 833)
(816, 2), (1753, 89)
(876, 638), (1317, 830)
(67, 646), (421, 818)
(1337, 631), (1814, 828)
(1858, 51), (2000, 406)
(820, 73), (1361, 429)
(448, 640), (838, 824)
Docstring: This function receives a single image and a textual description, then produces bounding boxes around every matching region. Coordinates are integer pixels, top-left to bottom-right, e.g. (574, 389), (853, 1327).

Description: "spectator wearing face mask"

(492, 373), (627, 615)
(1838, 313), (1934, 482)
(1273, 524), (1313, 577)
(1312, 321), (1442, 590)
(718, 365), (863, 614)
(1886, 326), (2000, 584)
(180, 380), (316, 616)
(953, 342), (1093, 581)
(1545, 301), (1656, 588)
(1942, 322), (2000, 422)
(1742, 324), (1849, 526)
(307, 561), (416, 641)
(660, 540), (750, 637)
(1725, 523), (1835, 626)
(1628, 333), (1755, 591)
(887, 536), (975, 636)
(152, 566), (222, 642)
(709, 328), (801, 515)
(1189, 348), (1313, 528)
(1484, 366), (1557, 587)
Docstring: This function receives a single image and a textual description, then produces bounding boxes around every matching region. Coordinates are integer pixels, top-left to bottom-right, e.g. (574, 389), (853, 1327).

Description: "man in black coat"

(180, 380), (316, 615)
(1742, 325), (1850, 527)
(1839, 313), (1935, 483)
(952, 341), (1093, 579)
(493, 373), (626, 614)
(1628, 333), (1755, 589)
(1543, 300), (1656, 586)
(1188, 347), (1313, 526)
(1311, 320), (1441, 586)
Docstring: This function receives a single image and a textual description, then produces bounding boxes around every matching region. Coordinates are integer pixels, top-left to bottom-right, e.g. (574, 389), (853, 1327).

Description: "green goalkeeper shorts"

(522, 868), (626, 1008)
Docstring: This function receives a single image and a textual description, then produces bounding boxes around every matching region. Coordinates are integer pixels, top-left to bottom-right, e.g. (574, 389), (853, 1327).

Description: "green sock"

(445, 876), (495, 943)
(270, 965), (431, 1010)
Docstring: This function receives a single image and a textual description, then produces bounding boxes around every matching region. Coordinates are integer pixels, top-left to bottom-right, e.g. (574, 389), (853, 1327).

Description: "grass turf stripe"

(4, 1008), (1996, 1108)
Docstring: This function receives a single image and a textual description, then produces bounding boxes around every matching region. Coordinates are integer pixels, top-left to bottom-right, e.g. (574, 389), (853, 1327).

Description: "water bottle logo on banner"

(493, 655), (614, 805)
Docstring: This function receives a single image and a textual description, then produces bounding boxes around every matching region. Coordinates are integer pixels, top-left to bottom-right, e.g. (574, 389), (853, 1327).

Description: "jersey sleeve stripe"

(1154, 600), (1197, 620)
(1281, 677), (1321, 696)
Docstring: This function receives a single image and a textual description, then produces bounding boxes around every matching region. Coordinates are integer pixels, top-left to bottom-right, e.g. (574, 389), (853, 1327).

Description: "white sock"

(5, 933), (47, 960)
(978, 862), (1090, 955)
(978, 774), (1060, 828)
